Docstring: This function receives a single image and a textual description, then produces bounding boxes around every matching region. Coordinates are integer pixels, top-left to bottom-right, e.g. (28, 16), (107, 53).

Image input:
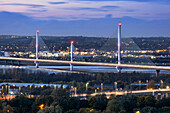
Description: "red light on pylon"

(71, 41), (74, 44)
(35, 44), (38, 47)
(117, 44), (121, 47)
(119, 23), (122, 26)
(36, 30), (39, 33)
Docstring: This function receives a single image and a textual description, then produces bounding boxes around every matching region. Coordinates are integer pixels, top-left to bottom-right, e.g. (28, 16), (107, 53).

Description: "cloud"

(48, 2), (67, 5)
(0, 11), (170, 37)
(101, 6), (119, 9)
(78, 0), (170, 2)
(1, 3), (45, 8)
(65, 7), (106, 12)
(0, 0), (170, 21)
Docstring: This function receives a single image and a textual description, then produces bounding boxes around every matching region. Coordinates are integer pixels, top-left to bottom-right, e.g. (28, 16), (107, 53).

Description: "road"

(72, 88), (170, 97)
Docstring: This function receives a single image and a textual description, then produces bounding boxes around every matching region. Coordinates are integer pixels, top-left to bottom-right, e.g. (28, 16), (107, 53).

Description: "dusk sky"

(0, 0), (170, 37)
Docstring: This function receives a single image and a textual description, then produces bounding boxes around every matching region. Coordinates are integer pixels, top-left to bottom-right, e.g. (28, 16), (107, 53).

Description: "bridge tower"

(35, 30), (39, 68)
(116, 23), (122, 72)
(70, 41), (74, 71)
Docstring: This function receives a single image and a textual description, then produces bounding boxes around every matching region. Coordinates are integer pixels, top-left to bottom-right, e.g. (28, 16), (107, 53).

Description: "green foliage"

(140, 106), (158, 113)
(158, 107), (170, 113)
(65, 109), (78, 113)
(144, 95), (156, 107)
(88, 95), (108, 111)
(121, 95), (137, 113)
(106, 97), (123, 113)
(156, 97), (170, 108)
(137, 96), (145, 108)
(2, 105), (14, 113)
(51, 88), (69, 99)
(37, 105), (62, 113)
(9, 95), (34, 113)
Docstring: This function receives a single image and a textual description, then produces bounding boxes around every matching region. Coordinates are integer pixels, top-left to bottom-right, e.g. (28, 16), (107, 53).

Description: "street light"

(146, 80), (149, 89)
(95, 89), (97, 93)
(114, 82), (117, 90)
(101, 83), (103, 92)
(139, 80), (141, 90)
(160, 80), (163, 88)
(86, 82), (89, 91)
(75, 87), (77, 95)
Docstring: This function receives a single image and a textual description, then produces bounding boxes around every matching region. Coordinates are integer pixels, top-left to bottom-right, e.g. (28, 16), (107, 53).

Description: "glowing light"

(36, 30), (39, 33)
(35, 44), (38, 47)
(39, 104), (44, 110)
(71, 41), (74, 44)
(118, 44), (121, 47)
(147, 88), (153, 90)
(119, 23), (122, 26)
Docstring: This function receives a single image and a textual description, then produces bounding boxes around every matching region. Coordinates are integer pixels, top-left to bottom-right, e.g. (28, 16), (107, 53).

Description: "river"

(0, 65), (170, 74)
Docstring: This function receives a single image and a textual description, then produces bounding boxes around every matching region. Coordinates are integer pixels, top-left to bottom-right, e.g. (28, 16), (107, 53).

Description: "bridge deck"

(0, 57), (170, 71)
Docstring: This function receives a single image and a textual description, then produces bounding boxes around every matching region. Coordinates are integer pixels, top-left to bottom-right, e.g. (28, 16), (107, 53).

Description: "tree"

(148, 80), (155, 89)
(144, 95), (156, 107)
(9, 95), (34, 113)
(158, 107), (170, 113)
(65, 109), (77, 113)
(3, 105), (14, 113)
(140, 106), (158, 113)
(51, 88), (69, 99)
(55, 97), (80, 112)
(137, 96), (145, 109)
(156, 97), (170, 108)
(37, 105), (62, 113)
(121, 95), (137, 113)
(106, 97), (123, 113)
(88, 95), (108, 111)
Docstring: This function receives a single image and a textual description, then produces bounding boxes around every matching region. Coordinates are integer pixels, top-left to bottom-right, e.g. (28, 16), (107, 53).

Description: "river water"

(0, 65), (170, 74)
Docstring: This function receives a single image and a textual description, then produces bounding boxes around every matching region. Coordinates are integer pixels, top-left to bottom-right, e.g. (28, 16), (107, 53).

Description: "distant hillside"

(0, 35), (169, 52)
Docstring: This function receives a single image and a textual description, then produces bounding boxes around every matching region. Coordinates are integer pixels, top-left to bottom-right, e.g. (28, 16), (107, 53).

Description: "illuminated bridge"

(0, 23), (169, 75)
(0, 57), (170, 71)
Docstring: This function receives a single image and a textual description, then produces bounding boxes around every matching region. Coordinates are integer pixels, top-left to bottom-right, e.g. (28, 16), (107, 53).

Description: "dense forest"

(0, 89), (170, 113)
(0, 68), (169, 93)
(0, 68), (169, 85)
(0, 68), (169, 112)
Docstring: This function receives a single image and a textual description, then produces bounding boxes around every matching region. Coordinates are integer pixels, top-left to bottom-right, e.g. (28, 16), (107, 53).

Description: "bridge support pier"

(5, 60), (8, 64)
(18, 61), (21, 66)
(161, 93), (165, 99)
(116, 66), (122, 74)
(70, 63), (73, 71)
(11, 60), (14, 65)
(156, 70), (160, 82)
(34, 61), (39, 68)
(166, 93), (169, 98)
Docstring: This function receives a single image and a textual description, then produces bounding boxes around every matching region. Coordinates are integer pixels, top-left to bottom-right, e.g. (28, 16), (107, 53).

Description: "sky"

(0, 0), (170, 37)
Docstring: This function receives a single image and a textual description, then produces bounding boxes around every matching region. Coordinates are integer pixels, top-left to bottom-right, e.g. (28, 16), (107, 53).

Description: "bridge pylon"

(35, 30), (39, 68)
(70, 41), (74, 71)
(117, 23), (122, 73)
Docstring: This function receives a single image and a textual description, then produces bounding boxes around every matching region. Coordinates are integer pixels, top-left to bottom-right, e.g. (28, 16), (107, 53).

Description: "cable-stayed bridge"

(0, 56), (170, 71)
(0, 23), (169, 76)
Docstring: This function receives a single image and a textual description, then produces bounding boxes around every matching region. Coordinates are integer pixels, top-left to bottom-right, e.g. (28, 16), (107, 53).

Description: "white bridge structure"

(0, 23), (169, 76)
